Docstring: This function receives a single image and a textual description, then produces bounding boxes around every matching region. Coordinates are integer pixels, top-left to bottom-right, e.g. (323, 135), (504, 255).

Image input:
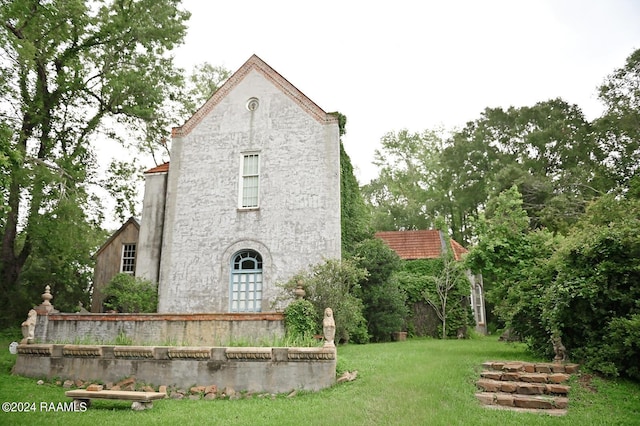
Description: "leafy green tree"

(0, 0), (189, 326)
(441, 99), (600, 239)
(422, 252), (471, 339)
(395, 257), (473, 338)
(103, 273), (157, 313)
(279, 259), (369, 344)
(351, 238), (406, 342)
(362, 129), (445, 232)
(465, 185), (560, 345)
(595, 48), (640, 189)
(542, 193), (640, 378)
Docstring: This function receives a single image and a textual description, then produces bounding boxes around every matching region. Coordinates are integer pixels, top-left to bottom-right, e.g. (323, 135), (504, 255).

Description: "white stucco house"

(93, 55), (342, 313)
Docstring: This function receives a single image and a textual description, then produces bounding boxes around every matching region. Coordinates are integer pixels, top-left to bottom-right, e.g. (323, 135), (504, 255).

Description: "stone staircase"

(475, 361), (580, 415)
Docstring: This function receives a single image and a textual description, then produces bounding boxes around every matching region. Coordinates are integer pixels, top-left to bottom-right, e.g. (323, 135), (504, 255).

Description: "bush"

(538, 194), (640, 378)
(284, 299), (317, 340)
(351, 238), (407, 342)
(279, 259), (369, 344)
(102, 273), (158, 313)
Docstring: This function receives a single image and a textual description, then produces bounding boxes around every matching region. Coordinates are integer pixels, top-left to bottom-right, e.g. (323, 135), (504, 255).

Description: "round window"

(246, 97), (259, 111)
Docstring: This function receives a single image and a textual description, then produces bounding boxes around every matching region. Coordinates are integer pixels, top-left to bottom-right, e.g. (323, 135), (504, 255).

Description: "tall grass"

(0, 331), (638, 425)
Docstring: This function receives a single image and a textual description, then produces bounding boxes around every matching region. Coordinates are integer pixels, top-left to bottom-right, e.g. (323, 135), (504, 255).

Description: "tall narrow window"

(230, 250), (263, 312)
(121, 243), (136, 274)
(240, 153), (259, 208)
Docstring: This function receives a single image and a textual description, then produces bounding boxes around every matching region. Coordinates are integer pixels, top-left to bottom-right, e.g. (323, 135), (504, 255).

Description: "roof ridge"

(172, 54), (338, 138)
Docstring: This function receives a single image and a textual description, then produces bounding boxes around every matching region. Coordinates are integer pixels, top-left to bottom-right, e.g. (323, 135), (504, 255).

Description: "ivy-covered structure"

(376, 230), (486, 335)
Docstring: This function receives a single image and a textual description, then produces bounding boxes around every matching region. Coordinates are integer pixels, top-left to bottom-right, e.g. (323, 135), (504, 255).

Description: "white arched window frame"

(230, 250), (263, 312)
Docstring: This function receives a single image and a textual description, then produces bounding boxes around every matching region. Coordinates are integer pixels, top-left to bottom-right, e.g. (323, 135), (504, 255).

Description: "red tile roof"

(375, 230), (468, 261)
(145, 162), (170, 174)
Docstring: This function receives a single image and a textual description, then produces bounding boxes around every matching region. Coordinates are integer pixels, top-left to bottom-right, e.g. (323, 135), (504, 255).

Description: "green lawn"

(0, 331), (638, 425)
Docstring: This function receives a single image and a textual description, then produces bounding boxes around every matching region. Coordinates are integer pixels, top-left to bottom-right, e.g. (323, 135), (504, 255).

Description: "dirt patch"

(578, 374), (597, 393)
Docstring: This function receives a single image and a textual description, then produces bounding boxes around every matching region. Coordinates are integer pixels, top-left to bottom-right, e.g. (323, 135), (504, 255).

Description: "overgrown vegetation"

(351, 238), (407, 342)
(422, 252), (474, 339)
(103, 274), (158, 313)
(361, 48), (640, 380)
(466, 187), (640, 380)
(395, 257), (473, 339)
(2, 333), (639, 424)
(283, 299), (317, 341)
(279, 259), (369, 344)
(338, 114), (373, 257)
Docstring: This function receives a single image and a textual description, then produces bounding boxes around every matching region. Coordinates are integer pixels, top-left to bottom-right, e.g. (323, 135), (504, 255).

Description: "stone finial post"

(322, 307), (336, 347)
(294, 282), (306, 300)
(35, 285), (57, 315)
(41, 285), (53, 307)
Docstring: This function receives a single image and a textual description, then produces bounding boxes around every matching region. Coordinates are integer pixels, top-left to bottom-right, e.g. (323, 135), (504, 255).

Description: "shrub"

(351, 238), (407, 342)
(542, 195), (640, 378)
(279, 259), (369, 344)
(102, 273), (158, 313)
(284, 299), (317, 340)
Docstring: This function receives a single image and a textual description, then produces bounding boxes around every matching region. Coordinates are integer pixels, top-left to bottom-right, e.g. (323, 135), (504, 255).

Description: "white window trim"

(230, 250), (263, 313)
(238, 151), (260, 209)
(120, 243), (136, 275)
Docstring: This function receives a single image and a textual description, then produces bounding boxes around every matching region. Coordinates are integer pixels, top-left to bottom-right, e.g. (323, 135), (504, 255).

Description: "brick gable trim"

(172, 54), (338, 138)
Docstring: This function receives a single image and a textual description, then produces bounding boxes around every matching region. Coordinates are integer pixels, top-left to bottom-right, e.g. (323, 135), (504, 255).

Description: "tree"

(394, 256), (473, 339)
(465, 186), (560, 350)
(351, 238), (407, 342)
(362, 129), (445, 232)
(441, 99), (600, 238)
(0, 0), (190, 326)
(542, 193), (640, 378)
(595, 48), (640, 189)
(422, 252), (470, 339)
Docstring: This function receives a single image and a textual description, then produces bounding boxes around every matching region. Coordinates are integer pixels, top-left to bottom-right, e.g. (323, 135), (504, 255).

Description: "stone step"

(476, 392), (568, 414)
(476, 360), (579, 414)
(482, 361), (579, 375)
(477, 378), (570, 396)
(480, 370), (571, 384)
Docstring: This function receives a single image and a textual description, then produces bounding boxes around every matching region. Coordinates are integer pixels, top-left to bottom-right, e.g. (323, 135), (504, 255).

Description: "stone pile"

(476, 361), (579, 415)
(51, 377), (284, 400)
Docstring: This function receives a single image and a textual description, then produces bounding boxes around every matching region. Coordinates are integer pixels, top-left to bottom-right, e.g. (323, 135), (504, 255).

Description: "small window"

(239, 153), (259, 208)
(121, 243), (136, 274)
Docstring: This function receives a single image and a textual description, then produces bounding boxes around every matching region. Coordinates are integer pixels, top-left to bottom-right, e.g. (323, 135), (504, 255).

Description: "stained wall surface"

(157, 58), (341, 313)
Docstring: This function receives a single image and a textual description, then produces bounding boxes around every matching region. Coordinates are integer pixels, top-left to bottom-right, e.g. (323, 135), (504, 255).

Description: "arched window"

(230, 250), (263, 312)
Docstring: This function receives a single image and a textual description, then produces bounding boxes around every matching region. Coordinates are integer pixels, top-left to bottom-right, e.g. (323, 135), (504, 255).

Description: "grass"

(0, 329), (638, 425)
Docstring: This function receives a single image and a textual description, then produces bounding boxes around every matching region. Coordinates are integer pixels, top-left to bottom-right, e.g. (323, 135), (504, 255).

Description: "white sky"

(170, 0), (640, 184)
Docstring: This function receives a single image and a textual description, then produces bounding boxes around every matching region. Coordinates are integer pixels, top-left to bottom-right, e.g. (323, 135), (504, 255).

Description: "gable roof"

(172, 54), (339, 138)
(375, 230), (468, 261)
(94, 216), (140, 258)
(145, 162), (169, 174)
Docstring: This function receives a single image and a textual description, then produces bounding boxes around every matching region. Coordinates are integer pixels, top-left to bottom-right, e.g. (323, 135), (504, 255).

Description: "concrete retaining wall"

(13, 344), (336, 393)
(35, 312), (285, 346)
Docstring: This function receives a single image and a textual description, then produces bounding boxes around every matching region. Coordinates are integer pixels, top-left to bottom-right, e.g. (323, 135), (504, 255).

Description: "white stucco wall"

(157, 67), (341, 313)
(136, 171), (167, 284)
